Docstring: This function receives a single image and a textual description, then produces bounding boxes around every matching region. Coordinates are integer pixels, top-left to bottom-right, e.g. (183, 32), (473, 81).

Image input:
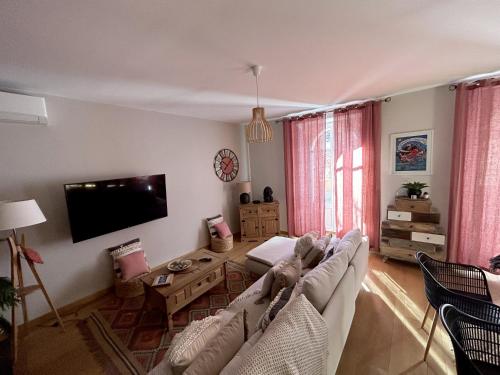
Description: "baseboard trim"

(19, 286), (113, 335)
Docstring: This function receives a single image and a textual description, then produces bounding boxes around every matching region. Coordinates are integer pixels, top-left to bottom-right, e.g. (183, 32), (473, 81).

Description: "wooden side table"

(141, 249), (227, 331)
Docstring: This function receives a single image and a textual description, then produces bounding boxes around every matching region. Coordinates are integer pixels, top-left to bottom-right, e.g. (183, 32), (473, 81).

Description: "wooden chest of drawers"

(240, 201), (280, 242)
(381, 199), (446, 263)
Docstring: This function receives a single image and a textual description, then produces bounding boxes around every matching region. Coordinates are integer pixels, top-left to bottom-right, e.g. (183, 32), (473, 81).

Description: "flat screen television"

(64, 174), (168, 243)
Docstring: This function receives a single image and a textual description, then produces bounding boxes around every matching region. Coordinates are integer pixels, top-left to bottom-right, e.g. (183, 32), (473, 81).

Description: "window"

(325, 113), (335, 232)
(325, 111), (364, 234)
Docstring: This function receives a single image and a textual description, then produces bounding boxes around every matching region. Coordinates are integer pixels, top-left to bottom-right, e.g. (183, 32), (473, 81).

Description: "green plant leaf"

(0, 277), (18, 312)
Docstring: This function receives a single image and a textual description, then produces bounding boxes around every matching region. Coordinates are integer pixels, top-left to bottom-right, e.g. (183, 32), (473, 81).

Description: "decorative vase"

(240, 193), (250, 204)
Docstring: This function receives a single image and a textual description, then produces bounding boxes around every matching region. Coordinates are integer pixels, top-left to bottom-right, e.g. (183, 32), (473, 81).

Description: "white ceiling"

(1, 0), (500, 123)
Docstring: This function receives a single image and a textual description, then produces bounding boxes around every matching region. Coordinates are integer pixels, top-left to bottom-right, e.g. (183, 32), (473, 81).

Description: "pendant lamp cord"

(255, 74), (260, 107)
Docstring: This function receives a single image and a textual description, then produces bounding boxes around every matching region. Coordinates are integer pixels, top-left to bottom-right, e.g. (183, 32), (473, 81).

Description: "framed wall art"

(390, 129), (433, 175)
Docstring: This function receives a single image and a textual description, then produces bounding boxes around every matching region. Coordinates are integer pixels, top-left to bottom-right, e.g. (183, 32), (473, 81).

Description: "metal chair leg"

(421, 303), (431, 329)
(424, 309), (438, 361)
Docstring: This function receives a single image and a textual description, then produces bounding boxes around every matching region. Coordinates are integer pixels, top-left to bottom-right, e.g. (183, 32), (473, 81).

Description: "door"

(261, 217), (279, 238)
(241, 217), (260, 240)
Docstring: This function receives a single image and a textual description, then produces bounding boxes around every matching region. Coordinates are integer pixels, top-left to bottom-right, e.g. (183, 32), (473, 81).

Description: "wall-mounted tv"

(64, 174), (168, 243)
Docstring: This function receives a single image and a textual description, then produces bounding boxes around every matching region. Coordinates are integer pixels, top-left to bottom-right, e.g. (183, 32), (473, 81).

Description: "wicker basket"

(211, 235), (233, 252)
(114, 275), (145, 298)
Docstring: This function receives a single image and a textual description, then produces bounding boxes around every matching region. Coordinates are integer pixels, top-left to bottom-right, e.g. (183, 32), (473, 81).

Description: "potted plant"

(402, 181), (429, 198)
(0, 277), (17, 371)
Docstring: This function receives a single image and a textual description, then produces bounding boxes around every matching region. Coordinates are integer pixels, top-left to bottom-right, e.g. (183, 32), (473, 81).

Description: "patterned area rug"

(78, 261), (258, 374)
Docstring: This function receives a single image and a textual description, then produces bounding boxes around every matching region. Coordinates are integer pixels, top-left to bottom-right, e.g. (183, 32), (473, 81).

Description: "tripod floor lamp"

(0, 199), (64, 365)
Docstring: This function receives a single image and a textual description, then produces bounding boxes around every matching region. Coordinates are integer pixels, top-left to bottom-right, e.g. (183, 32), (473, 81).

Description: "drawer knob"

(397, 215), (401, 217)
(198, 282), (202, 286)
(426, 237), (430, 240)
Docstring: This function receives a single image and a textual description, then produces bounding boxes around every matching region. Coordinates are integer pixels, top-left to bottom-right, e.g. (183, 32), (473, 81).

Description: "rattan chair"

(416, 252), (498, 360)
(440, 304), (500, 375)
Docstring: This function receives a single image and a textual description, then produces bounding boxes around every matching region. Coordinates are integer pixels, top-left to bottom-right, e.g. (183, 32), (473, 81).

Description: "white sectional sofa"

(151, 233), (369, 375)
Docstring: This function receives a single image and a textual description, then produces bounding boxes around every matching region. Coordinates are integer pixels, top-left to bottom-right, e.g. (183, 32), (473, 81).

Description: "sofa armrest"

(321, 266), (357, 374)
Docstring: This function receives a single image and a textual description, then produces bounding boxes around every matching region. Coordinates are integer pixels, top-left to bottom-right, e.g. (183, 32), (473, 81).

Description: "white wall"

(248, 122), (288, 231)
(248, 86), (455, 238)
(380, 86), (455, 233)
(0, 95), (241, 320)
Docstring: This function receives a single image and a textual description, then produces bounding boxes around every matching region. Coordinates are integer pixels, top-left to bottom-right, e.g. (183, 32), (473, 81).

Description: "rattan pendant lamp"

(246, 65), (273, 143)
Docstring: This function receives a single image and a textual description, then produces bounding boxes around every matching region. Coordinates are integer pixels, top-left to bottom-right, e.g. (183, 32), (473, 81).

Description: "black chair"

(440, 304), (500, 375)
(416, 252), (499, 360)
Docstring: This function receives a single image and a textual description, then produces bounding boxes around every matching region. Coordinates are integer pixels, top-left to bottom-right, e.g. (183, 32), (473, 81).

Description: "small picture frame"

(390, 129), (433, 175)
(152, 273), (174, 287)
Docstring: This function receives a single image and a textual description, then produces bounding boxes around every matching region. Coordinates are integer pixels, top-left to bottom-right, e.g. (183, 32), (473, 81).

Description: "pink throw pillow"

(117, 251), (150, 281)
(21, 246), (44, 264)
(214, 221), (232, 239)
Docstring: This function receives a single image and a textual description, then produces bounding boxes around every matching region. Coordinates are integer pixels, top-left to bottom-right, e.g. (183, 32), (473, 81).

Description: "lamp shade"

(246, 107), (273, 143)
(0, 199), (46, 231)
(238, 181), (252, 194)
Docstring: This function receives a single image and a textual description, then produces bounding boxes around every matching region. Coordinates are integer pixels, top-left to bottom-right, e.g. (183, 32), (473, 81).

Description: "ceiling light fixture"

(246, 65), (273, 143)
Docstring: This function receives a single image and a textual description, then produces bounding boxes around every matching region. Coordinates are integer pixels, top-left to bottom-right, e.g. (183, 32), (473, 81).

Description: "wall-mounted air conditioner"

(0, 91), (48, 125)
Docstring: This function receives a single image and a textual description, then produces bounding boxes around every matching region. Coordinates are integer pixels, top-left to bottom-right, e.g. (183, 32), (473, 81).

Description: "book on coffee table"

(152, 273), (174, 287)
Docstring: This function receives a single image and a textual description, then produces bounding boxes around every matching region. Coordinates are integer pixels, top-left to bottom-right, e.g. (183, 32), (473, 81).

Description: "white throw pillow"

(166, 315), (221, 374)
(302, 250), (349, 312)
(336, 229), (362, 261)
(229, 294), (328, 375)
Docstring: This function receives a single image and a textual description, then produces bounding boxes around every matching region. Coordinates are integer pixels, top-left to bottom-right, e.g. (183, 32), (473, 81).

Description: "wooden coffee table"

(141, 249), (227, 331)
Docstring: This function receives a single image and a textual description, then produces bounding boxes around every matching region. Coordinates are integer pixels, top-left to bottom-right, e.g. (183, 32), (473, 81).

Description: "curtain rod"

(269, 96), (391, 122)
(448, 75), (500, 91)
(272, 69), (500, 122)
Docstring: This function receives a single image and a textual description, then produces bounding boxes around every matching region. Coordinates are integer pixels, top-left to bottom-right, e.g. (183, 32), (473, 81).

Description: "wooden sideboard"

(240, 201), (280, 242)
(380, 197), (446, 263)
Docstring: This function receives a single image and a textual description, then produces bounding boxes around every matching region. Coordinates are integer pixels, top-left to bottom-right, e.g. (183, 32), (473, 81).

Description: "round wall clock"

(213, 148), (239, 182)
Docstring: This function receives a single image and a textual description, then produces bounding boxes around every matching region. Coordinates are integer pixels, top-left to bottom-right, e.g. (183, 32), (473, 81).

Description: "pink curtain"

(284, 114), (326, 236)
(334, 101), (381, 249)
(448, 80), (500, 267)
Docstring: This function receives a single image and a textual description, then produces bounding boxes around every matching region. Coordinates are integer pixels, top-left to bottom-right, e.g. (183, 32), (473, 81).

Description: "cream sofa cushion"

(184, 311), (246, 375)
(165, 315), (221, 374)
(246, 236), (297, 266)
(220, 330), (263, 375)
(336, 228), (362, 261)
(302, 250), (349, 313)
